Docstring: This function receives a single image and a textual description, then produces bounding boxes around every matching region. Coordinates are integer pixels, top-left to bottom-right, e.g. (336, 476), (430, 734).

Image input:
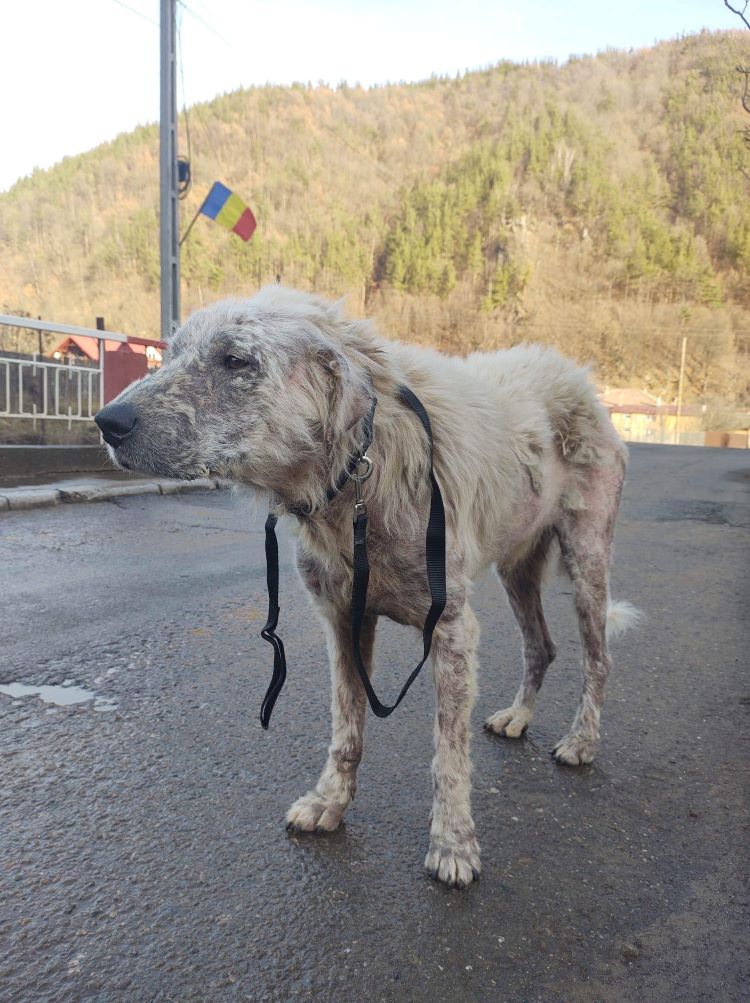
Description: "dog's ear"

(314, 344), (370, 450)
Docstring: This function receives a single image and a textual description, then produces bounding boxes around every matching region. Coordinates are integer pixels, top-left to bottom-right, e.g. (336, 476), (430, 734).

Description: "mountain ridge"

(1, 28), (748, 406)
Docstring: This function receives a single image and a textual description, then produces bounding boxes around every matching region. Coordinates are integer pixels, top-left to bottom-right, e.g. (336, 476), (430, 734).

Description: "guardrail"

(0, 315), (158, 429)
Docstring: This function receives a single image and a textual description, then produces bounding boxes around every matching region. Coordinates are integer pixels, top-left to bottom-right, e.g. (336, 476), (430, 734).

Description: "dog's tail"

(544, 538), (641, 642)
(605, 599), (642, 643)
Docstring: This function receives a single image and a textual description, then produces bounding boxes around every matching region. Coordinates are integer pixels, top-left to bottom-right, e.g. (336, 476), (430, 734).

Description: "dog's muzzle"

(95, 402), (138, 448)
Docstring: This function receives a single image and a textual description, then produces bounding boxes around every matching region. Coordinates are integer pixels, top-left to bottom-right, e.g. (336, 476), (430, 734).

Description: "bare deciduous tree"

(725, 4), (750, 172)
(725, 1), (750, 30)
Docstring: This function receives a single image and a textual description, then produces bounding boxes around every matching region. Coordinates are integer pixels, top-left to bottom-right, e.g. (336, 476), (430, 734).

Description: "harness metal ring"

(350, 454), (373, 483)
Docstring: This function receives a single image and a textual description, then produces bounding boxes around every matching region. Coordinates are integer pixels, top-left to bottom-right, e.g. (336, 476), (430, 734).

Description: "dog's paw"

(551, 732), (598, 766)
(424, 837), (481, 889)
(485, 705), (532, 739)
(286, 791), (347, 833)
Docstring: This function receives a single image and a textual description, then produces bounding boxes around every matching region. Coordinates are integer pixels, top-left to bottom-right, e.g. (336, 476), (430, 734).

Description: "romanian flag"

(200, 182), (257, 241)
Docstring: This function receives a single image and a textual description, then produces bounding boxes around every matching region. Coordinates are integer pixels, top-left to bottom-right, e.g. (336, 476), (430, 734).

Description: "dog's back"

(465, 343), (626, 470)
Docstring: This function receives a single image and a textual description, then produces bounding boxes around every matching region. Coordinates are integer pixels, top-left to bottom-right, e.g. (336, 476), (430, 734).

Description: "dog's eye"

(224, 355), (251, 371)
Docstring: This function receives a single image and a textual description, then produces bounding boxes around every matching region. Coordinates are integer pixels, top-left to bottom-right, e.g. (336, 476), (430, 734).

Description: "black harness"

(259, 385), (447, 729)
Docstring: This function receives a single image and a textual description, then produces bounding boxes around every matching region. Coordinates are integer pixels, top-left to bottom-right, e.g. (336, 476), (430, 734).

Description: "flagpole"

(179, 194), (207, 247)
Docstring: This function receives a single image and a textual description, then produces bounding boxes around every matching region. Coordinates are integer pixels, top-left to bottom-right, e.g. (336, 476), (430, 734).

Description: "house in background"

(600, 387), (662, 409)
(599, 387), (705, 445)
(52, 335), (162, 369)
(51, 334), (163, 405)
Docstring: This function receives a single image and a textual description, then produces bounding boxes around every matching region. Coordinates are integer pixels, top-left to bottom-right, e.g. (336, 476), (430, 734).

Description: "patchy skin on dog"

(286, 609), (377, 832)
(486, 528), (557, 739)
(425, 605), (481, 888)
(98, 285), (638, 889)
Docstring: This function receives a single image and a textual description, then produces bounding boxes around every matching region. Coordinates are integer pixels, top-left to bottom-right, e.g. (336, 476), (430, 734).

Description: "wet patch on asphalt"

(0, 680), (118, 712)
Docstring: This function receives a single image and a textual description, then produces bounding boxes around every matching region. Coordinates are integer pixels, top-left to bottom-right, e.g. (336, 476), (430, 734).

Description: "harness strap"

(259, 385), (447, 728)
(349, 385), (447, 716)
(288, 395), (377, 519)
(325, 394), (377, 506)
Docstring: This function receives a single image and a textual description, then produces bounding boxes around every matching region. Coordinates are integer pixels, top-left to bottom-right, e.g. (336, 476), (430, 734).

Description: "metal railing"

(0, 315), (127, 428)
(1, 354), (101, 426)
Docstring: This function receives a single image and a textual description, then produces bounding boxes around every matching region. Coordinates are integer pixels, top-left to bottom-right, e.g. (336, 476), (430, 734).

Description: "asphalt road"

(1, 444), (748, 1002)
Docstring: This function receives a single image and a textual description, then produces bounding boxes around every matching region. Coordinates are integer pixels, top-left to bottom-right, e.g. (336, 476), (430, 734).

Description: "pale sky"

(0, 0), (739, 192)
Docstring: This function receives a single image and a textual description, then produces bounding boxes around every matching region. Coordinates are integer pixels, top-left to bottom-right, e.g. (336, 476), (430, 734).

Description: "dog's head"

(95, 287), (372, 494)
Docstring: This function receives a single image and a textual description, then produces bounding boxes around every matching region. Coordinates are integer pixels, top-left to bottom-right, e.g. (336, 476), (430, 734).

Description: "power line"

(109, 0), (158, 27)
(177, 0), (232, 47)
(183, 0), (217, 20)
(116, 0), (400, 192)
(318, 121), (396, 185)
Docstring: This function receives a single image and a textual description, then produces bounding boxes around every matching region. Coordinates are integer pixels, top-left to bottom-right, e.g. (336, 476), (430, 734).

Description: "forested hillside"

(1, 29), (749, 406)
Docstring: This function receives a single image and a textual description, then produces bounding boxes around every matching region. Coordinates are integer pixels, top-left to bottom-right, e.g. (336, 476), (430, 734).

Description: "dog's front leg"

(424, 604), (481, 888)
(286, 609), (377, 833)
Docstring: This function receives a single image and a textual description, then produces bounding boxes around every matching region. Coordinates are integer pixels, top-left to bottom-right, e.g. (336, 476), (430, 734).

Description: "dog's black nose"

(95, 402), (138, 447)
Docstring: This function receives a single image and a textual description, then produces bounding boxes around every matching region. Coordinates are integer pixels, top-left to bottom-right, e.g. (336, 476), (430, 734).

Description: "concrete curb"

(1, 488), (62, 511)
(58, 482), (162, 503)
(0, 477), (223, 512)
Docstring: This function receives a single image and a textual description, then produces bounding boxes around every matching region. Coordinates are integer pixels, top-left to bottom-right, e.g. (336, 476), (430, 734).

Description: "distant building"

(600, 387), (662, 409)
(599, 387), (705, 445)
(50, 334), (164, 403)
(52, 335), (161, 369)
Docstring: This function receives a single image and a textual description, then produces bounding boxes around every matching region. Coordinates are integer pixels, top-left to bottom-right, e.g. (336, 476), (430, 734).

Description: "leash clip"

(349, 454), (373, 516)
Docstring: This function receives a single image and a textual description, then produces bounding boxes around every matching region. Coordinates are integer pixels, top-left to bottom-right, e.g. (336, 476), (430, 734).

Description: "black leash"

(259, 511), (286, 728)
(259, 385), (447, 728)
(259, 397), (376, 727)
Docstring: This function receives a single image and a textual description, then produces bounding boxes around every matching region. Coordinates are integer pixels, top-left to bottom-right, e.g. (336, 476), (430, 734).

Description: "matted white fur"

(99, 285), (640, 889)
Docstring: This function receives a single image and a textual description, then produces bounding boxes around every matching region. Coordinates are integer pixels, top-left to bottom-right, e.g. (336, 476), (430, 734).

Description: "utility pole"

(160, 0), (180, 339)
(675, 335), (687, 445)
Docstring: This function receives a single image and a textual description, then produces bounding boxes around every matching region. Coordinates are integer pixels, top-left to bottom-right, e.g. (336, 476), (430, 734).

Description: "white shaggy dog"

(96, 286), (637, 889)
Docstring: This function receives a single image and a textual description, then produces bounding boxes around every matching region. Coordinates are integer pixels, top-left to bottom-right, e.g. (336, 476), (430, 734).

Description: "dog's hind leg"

(286, 610), (377, 832)
(424, 604), (481, 888)
(552, 464), (623, 766)
(485, 530), (556, 739)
